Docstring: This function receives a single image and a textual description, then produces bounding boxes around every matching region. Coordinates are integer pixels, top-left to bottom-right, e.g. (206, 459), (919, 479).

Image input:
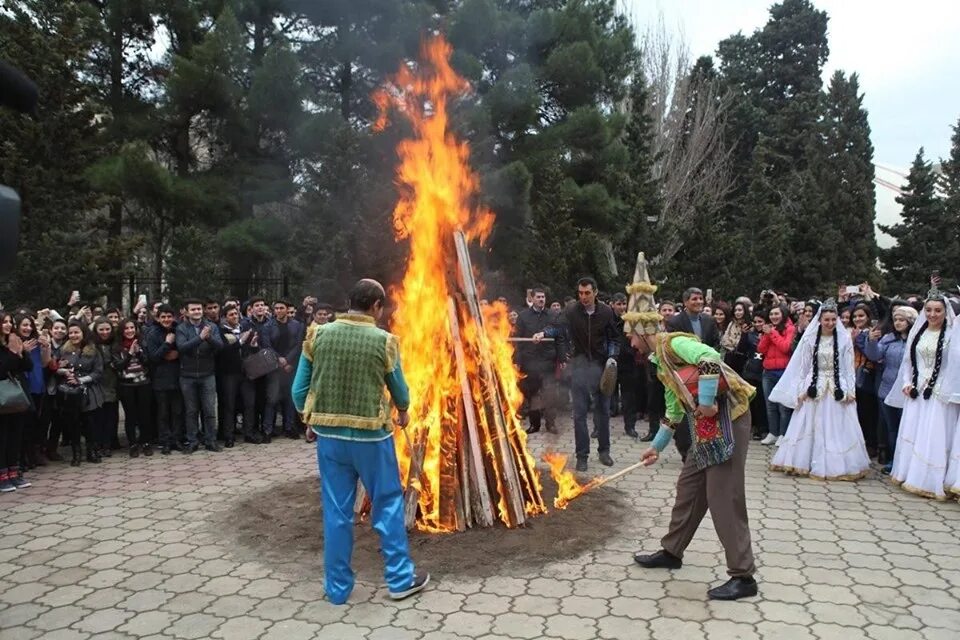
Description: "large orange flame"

(375, 36), (543, 531)
(542, 452), (602, 509)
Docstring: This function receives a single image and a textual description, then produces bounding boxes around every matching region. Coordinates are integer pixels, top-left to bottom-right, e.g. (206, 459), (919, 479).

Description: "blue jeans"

(879, 403), (902, 460)
(571, 360), (610, 459)
(180, 375), (217, 447)
(761, 369), (792, 437)
(316, 436), (415, 604)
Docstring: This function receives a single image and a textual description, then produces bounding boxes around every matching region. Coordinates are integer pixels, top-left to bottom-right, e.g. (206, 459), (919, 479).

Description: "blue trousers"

(571, 361), (610, 459)
(316, 435), (415, 604)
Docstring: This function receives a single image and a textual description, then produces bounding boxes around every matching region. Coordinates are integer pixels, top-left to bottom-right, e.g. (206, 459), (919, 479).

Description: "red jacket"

(757, 321), (795, 371)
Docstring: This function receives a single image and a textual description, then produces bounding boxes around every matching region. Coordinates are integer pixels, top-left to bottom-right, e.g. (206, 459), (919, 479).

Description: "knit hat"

(622, 251), (660, 338)
(892, 305), (918, 324)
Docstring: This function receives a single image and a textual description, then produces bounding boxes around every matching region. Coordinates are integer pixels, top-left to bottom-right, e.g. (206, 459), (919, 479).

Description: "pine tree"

(815, 71), (878, 285)
(939, 116), (960, 280)
(879, 149), (956, 293)
(0, 1), (109, 308)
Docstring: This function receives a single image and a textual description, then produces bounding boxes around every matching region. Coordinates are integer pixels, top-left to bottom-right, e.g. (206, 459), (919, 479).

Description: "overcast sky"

(623, 0), (960, 244)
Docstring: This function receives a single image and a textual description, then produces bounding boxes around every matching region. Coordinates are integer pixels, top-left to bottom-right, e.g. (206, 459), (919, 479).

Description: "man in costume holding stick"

(623, 254), (759, 601)
(292, 279), (429, 605)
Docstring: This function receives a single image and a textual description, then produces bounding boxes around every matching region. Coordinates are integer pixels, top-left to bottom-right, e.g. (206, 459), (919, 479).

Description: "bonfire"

(373, 36), (597, 532)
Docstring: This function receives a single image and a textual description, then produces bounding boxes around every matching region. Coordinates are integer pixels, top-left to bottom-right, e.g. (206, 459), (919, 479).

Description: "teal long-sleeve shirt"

(292, 351), (410, 442)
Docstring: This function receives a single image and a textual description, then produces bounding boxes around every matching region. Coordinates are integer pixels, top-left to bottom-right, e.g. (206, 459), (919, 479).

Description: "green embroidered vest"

(303, 314), (399, 430)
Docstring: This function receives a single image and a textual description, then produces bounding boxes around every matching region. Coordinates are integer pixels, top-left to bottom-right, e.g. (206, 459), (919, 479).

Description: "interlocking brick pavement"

(2, 416), (960, 639)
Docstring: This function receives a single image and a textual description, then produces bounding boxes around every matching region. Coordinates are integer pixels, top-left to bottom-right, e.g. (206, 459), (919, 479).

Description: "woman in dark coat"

(0, 311), (34, 492)
(56, 320), (105, 465)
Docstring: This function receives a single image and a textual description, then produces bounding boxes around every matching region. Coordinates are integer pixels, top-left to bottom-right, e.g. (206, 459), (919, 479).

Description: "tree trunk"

(107, 17), (124, 303)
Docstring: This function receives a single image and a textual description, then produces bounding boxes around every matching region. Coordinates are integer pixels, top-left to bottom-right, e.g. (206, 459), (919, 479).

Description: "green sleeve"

(664, 384), (685, 424)
(670, 335), (721, 364)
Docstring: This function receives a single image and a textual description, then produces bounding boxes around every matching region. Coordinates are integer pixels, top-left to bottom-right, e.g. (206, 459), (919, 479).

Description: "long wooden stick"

(594, 460), (647, 487)
(507, 337), (555, 343)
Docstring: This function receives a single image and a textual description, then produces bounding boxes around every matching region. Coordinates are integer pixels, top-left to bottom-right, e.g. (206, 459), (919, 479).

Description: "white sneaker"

(760, 434), (776, 445)
(775, 436), (784, 447)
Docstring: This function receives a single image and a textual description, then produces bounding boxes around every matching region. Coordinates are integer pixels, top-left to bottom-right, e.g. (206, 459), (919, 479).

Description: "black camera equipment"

(0, 60), (39, 274)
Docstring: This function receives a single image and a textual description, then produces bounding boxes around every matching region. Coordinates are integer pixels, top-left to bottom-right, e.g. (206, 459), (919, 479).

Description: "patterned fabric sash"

(688, 397), (735, 470)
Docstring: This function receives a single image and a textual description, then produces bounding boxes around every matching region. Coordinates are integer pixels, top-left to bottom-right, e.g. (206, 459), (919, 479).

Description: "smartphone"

(138, 294), (147, 305)
(845, 285), (860, 295)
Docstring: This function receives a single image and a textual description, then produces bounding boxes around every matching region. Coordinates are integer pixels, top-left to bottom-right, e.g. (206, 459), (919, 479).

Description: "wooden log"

(353, 481), (369, 519)
(454, 231), (526, 527)
(454, 392), (473, 527)
(448, 296), (495, 527)
(402, 429), (427, 530)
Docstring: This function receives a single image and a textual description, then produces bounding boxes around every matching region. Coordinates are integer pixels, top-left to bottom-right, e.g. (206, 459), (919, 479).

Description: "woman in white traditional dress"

(885, 291), (959, 500)
(769, 299), (871, 480)
(939, 298), (960, 496)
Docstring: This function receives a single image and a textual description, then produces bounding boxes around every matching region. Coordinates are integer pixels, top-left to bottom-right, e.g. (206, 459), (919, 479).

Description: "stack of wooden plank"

(358, 231), (546, 531)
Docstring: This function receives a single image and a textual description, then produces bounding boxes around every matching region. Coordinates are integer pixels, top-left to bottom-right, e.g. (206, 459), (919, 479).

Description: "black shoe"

(634, 549), (682, 569)
(389, 573), (431, 601)
(142, 444), (153, 457)
(640, 432), (655, 442)
(625, 429), (640, 440)
(285, 431), (300, 440)
(546, 423), (558, 434)
(91, 448), (102, 463)
(129, 445), (140, 458)
(244, 435), (262, 444)
(205, 443), (222, 453)
(525, 425), (541, 434)
(224, 440), (235, 449)
(590, 429), (598, 438)
(575, 458), (588, 473)
(183, 444), (198, 454)
(707, 577), (758, 601)
(262, 434), (272, 444)
(161, 445), (171, 455)
(86, 448), (97, 463)
(101, 447), (113, 458)
(599, 452), (614, 467)
(71, 445), (81, 467)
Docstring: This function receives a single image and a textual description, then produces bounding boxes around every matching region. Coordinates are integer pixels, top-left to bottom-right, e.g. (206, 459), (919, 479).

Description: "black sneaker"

(205, 443), (222, 453)
(389, 573), (430, 601)
(575, 458), (588, 473)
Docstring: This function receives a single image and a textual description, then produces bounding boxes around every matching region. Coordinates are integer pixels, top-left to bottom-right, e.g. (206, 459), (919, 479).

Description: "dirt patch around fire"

(214, 474), (632, 581)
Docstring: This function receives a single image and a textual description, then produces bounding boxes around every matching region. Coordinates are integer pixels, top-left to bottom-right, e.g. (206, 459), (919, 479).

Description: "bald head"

(349, 279), (386, 316)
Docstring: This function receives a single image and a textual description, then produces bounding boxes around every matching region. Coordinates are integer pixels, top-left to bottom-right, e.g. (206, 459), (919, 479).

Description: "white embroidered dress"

(770, 325), (871, 480)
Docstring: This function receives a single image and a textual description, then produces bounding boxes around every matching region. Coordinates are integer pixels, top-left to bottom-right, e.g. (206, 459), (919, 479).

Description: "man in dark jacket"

(514, 288), (564, 434)
(264, 299), (305, 439)
(239, 297), (278, 443)
(146, 305), (182, 454)
(611, 293), (644, 440)
(667, 288), (721, 349)
(666, 287), (721, 460)
(535, 277), (620, 472)
(216, 303), (250, 447)
(176, 299), (224, 452)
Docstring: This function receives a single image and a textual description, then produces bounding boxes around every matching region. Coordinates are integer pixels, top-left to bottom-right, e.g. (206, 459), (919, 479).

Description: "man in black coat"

(514, 287), (564, 434)
(667, 287), (721, 349)
(666, 287), (720, 460)
(534, 277), (620, 472)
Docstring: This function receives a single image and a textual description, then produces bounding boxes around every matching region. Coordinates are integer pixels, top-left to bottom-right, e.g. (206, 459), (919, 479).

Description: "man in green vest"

(292, 278), (429, 605)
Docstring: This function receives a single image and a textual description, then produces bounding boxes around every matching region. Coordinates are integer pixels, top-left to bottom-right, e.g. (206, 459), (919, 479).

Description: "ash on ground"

(214, 473), (631, 581)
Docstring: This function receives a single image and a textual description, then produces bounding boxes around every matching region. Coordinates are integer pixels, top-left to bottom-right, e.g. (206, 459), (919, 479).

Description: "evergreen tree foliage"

(879, 149), (956, 294)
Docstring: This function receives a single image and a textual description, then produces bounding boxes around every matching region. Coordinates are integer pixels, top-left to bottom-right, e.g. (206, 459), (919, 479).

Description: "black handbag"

(242, 349), (280, 380)
(0, 376), (30, 414)
(57, 383), (86, 397)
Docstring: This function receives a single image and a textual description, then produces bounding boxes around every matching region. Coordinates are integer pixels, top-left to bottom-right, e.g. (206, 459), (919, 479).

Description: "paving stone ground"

(2, 415), (960, 639)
